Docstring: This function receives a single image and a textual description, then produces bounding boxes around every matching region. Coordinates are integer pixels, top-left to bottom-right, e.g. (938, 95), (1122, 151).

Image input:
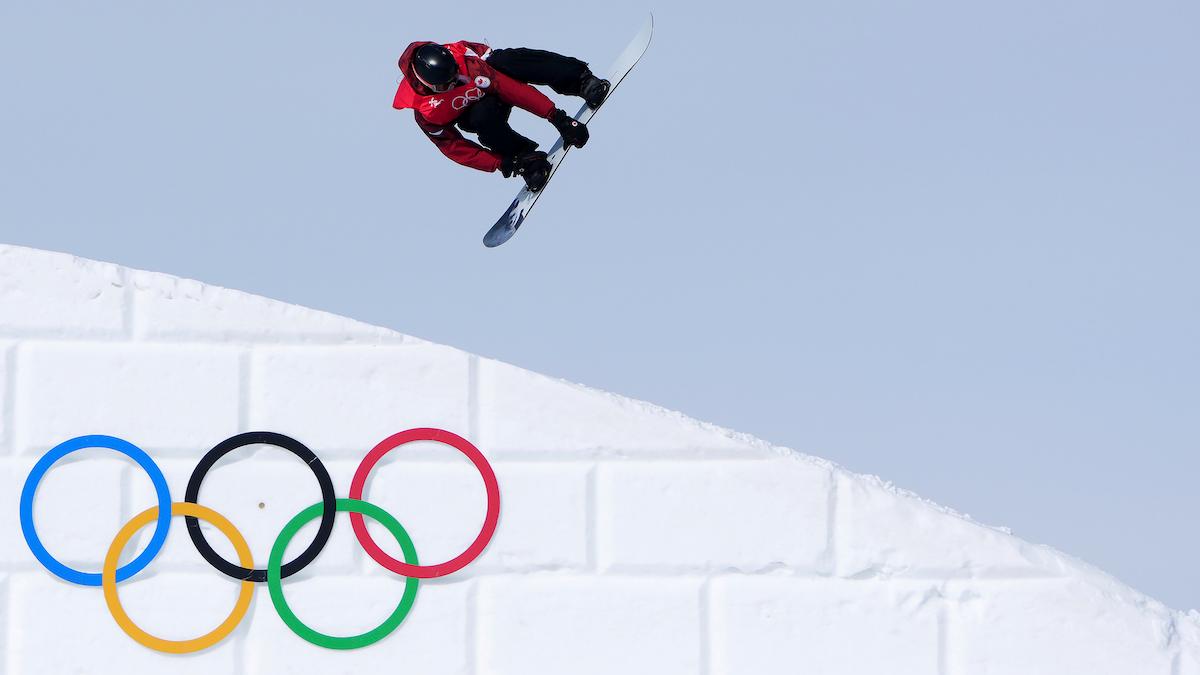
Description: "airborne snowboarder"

(393, 41), (611, 192)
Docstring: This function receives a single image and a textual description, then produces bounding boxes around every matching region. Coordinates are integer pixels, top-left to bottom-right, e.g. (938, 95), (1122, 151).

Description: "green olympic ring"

(268, 498), (421, 649)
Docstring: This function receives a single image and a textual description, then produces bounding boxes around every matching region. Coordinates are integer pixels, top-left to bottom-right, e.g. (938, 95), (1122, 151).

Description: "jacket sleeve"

(481, 63), (556, 119)
(414, 111), (503, 173)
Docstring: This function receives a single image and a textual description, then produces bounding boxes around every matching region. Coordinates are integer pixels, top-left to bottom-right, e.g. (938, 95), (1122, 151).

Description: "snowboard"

(482, 15), (654, 248)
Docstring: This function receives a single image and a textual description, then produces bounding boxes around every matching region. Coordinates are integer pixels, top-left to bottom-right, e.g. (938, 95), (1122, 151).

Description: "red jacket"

(394, 40), (556, 173)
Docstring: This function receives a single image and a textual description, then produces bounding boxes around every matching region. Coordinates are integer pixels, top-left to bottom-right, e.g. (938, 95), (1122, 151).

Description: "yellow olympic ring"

(102, 502), (254, 654)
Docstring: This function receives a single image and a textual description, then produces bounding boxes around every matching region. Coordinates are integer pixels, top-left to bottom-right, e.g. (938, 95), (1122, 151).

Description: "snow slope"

(0, 243), (1196, 674)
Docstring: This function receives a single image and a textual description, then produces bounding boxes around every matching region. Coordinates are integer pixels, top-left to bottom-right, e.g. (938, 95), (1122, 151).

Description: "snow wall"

(0, 243), (1197, 675)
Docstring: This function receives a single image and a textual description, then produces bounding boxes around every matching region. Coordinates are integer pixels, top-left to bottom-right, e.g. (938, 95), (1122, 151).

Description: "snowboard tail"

(487, 198), (525, 246)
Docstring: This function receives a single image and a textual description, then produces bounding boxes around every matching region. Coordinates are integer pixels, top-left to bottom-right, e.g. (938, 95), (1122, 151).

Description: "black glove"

(501, 151), (552, 192)
(549, 108), (589, 148)
(499, 154), (518, 178)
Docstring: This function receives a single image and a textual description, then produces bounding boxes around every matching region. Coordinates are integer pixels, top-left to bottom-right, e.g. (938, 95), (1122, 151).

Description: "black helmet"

(412, 43), (458, 87)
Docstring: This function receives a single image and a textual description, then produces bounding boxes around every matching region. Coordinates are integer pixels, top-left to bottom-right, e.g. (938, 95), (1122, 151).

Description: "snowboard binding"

(580, 72), (611, 109)
(513, 151), (551, 192)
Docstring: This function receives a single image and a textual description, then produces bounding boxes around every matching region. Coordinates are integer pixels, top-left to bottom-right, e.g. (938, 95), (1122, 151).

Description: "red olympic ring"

(349, 428), (500, 579)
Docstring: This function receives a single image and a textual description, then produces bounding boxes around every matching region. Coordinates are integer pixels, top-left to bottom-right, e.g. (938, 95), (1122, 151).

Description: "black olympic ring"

(184, 431), (337, 583)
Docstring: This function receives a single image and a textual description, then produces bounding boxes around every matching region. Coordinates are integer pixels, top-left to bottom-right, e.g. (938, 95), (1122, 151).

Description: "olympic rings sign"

(18, 428), (500, 652)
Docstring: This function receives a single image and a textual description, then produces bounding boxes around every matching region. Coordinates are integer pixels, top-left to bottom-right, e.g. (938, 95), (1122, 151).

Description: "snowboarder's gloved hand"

(549, 108), (589, 148)
(499, 155), (519, 178)
(502, 151), (552, 192)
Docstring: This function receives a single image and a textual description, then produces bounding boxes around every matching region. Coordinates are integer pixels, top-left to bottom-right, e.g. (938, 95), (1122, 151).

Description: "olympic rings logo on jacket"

(18, 428), (501, 653)
(451, 87), (485, 110)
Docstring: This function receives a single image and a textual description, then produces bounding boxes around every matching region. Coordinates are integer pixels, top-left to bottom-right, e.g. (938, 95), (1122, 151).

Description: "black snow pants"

(456, 48), (590, 159)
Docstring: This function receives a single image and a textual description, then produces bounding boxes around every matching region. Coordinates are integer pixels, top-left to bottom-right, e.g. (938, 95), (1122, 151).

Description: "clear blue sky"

(2, 0), (1197, 609)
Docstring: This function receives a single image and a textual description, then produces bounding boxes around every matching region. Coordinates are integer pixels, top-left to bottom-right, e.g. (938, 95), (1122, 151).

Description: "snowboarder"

(393, 41), (611, 192)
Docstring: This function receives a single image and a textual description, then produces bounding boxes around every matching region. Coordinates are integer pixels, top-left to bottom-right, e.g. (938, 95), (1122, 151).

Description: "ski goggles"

(18, 428), (500, 653)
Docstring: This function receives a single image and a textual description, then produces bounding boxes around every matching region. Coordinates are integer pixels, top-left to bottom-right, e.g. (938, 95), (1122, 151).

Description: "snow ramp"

(0, 243), (1197, 674)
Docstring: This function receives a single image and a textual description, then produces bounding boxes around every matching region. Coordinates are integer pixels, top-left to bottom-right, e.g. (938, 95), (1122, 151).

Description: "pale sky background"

(2, 0), (1197, 609)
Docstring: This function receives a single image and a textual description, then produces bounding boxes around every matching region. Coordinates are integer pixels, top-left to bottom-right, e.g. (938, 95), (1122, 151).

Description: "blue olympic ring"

(19, 435), (173, 586)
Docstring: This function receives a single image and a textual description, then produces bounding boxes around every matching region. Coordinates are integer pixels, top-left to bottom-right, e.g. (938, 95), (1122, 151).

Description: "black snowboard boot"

(579, 71), (611, 109)
(505, 150), (551, 192)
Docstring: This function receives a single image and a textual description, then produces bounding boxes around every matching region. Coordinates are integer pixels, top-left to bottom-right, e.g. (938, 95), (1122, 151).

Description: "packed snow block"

(0, 343), (11, 455)
(0, 246), (128, 338)
(1182, 618), (1200, 675)
(478, 576), (703, 675)
(711, 577), (942, 675)
(7, 573), (236, 675)
(477, 357), (772, 457)
(455, 461), (590, 572)
(953, 578), (1176, 674)
(243, 577), (471, 675)
(835, 472), (1064, 578)
(130, 269), (402, 343)
(10, 455), (124, 568)
(16, 342), (241, 454)
(249, 345), (470, 453)
(0, 459), (34, 567)
(0, 573), (7, 675)
(597, 459), (832, 573)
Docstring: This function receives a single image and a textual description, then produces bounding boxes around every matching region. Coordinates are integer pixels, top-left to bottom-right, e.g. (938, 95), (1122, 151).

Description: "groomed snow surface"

(0, 244), (1196, 674)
